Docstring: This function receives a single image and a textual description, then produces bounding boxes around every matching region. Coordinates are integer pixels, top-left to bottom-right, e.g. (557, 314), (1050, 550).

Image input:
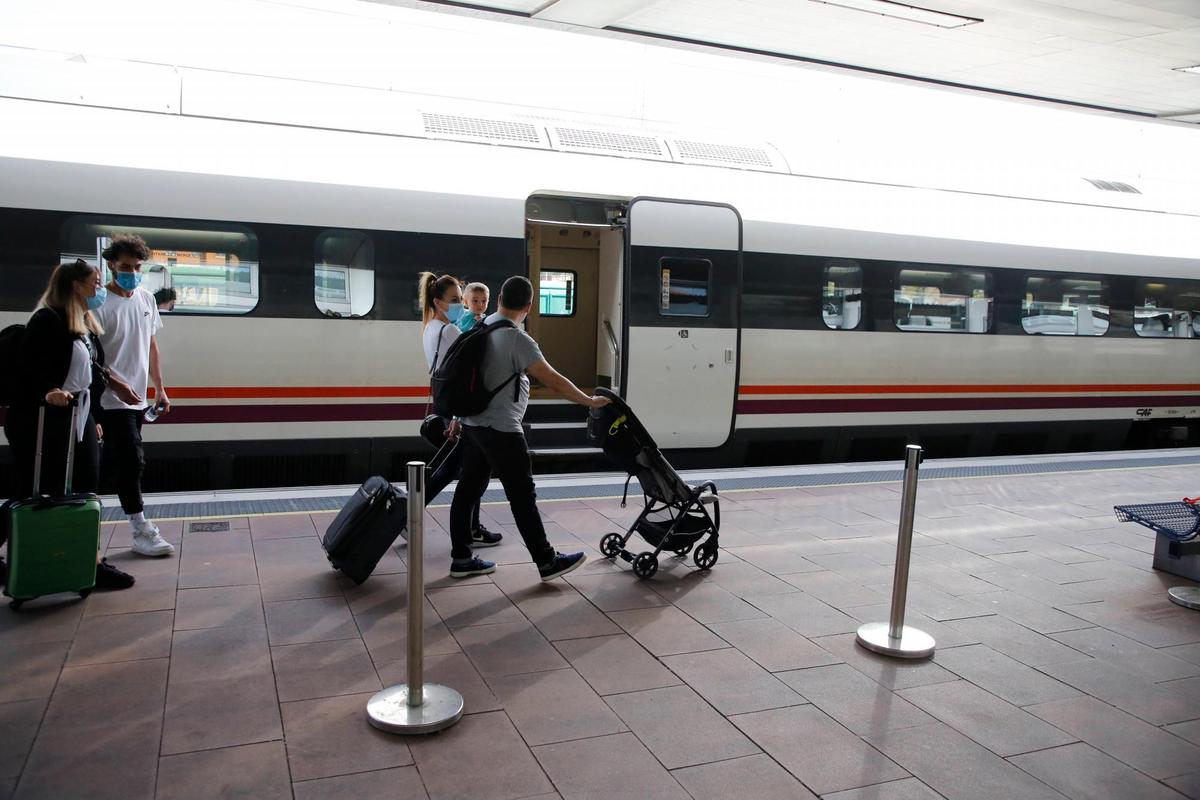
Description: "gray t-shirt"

(461, 312), (544, 433)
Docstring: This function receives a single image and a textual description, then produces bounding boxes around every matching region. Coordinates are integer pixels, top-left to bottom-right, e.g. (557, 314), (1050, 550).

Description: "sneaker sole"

(449, 565), (497, 578)
(470, 539), (502, 548)
(540, 555), (587, 582)
(130, 545), (175, 558)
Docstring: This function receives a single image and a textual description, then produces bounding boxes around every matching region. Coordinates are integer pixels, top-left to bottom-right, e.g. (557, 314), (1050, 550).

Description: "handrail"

(602, 319), (621, 390)
(603, 318), (620, 358)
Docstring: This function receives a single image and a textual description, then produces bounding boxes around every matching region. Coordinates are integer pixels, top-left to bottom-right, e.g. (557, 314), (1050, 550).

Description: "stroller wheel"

(693, 542), (718, 570)
(632, 552), (658, 579)
(600, 533), (624, 559)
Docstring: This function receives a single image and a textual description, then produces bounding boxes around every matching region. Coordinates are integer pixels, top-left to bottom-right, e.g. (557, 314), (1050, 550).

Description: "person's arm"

(149, 335), (169, 412)
(526, 359), (608, 408)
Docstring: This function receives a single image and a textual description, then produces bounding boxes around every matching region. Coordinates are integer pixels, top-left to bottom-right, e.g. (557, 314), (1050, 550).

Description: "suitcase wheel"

(79, 588), (92, 599)
(9, 599), (24, 611)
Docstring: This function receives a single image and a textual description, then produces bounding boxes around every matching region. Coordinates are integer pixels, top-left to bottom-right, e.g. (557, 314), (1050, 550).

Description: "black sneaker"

(471, 525), (503, 548)
(538, 551), (587, 582)
(449, 556), (496, 579)
(95, 558), (135, 591)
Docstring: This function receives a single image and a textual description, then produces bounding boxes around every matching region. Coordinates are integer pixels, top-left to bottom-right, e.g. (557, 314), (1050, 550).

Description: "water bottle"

(144, 399), (166, 423)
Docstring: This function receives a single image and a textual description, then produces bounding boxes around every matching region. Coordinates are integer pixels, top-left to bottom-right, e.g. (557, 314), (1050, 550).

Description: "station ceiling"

(407, 0), (1200, 123)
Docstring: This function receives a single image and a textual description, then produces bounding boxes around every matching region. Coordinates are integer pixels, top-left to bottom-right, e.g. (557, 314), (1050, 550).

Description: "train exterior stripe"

(740, 384), (1200, 395)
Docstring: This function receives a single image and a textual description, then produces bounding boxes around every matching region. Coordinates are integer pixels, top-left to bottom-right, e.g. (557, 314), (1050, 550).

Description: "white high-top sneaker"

(131, 520), (175, 557)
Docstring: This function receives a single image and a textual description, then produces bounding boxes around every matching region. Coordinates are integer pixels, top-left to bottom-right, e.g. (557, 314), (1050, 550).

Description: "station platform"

(3, 448), (1200, 799)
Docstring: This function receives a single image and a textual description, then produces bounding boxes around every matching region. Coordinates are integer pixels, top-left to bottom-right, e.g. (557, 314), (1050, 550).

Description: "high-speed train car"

(1, 96), (1197, 492)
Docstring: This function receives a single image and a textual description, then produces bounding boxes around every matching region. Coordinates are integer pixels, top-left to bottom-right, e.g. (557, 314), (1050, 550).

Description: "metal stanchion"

(856, 444), (936, 659)
(366, 461), (464, 734)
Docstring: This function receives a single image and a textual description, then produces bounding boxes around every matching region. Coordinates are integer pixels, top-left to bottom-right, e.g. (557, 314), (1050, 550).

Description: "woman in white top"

(3, 260), (140, 589)
(417, 272), (501, 549)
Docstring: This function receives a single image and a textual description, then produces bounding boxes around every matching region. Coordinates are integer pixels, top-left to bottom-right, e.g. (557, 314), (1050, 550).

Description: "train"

(1, 94), (1198, 492)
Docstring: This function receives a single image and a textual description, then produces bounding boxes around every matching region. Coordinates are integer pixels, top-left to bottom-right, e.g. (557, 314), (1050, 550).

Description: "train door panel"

(624, 199), (740, 449)
(534, 244), (599, 391)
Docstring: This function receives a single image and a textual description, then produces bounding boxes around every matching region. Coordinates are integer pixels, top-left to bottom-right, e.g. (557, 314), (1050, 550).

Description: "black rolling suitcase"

(321, 439), (455, 584)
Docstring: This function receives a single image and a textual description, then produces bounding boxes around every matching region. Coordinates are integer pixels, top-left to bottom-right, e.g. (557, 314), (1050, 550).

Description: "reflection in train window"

(315, 229), (374, 318)
(894, 267), (991, 333)
(60, 215), (259, 315)
(1134, 279), (1199, 339)
(1022, 274), (1109, 336)
(822, 260), (863, 330)
(659, 257), (710, 317)
(539, 270), (576, 317)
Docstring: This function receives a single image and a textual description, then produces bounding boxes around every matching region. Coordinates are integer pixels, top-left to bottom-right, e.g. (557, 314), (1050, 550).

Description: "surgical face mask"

(114, 271), (141, 291)
(445, 303), (465, 323)
(86, 285), (107, 311)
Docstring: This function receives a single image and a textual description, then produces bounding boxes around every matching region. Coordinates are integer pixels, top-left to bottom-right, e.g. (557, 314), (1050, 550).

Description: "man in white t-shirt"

(93, 234), (175, 557)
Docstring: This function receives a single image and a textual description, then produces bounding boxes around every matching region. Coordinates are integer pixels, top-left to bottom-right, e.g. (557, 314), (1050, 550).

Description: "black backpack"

(430, 318), (521, 418)
(0, 324), (26, 406)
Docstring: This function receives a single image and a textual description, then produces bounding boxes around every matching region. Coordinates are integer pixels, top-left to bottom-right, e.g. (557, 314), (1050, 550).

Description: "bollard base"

(366, 684), (464, 734)
(1168, 586), (1200, 611)
(856, 622), (935, 659)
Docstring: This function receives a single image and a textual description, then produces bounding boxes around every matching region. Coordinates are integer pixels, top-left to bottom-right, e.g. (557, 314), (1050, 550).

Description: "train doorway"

(524, 194), (741, 450)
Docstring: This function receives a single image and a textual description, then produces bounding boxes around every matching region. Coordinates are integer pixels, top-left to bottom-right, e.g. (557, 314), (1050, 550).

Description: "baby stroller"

(587, 388), (720, 579)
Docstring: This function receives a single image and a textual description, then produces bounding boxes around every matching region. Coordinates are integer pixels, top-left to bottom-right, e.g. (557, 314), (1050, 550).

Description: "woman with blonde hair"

(3, 259), (139, 590)
(417, 272), (501, 573)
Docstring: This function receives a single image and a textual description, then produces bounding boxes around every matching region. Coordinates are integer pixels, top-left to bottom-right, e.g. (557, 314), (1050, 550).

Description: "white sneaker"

(131, 522), (175, 557)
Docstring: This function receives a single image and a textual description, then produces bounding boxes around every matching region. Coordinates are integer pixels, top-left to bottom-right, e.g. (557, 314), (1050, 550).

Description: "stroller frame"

(590, 388), (721, 579)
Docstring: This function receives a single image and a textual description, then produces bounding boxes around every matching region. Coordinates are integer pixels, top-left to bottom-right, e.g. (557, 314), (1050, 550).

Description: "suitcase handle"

(32, 398), (79, 498)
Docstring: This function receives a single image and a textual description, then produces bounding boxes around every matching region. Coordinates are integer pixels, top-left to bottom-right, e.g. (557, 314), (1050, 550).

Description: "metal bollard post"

(366, 461), (464, 734)
(855, 445), (936, 659)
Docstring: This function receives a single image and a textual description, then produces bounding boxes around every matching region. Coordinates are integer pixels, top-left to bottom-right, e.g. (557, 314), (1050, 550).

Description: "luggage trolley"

(1114, 496), (1200, 610)
(587, 388), (720, 579)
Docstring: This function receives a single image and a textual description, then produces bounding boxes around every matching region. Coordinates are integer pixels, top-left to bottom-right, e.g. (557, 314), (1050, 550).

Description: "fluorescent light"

(1173, 65), (1200, 75)
(809, 0), (982, 29)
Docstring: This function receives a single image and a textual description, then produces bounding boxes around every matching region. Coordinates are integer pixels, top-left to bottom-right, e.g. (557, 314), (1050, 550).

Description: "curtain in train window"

(315, 229), (375, 318)
(538, 270), (576, 316)
(60, 216), (259, 315)
(894, 267), (991, 333)
(822, 260), (863, 330)
(658, 257), (711, 317)
(1134, 279), (1200, 339)
(1021, 275), (1109, 336)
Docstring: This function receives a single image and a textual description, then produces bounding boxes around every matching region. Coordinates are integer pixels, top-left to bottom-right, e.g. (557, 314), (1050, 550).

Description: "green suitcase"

(4, 405), (100, 610)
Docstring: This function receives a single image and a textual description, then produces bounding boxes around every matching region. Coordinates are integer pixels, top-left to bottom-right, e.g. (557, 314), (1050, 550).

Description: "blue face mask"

(445, 304), (465, 323)
(114, 271), (141, 291)
(86, 285), (107, 311)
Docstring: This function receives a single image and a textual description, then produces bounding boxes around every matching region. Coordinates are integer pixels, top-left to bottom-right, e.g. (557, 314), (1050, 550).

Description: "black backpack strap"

(429, 324), (446, 375)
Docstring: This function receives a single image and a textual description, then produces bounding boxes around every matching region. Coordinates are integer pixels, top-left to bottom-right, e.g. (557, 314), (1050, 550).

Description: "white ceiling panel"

(416, 0), (1200, 120)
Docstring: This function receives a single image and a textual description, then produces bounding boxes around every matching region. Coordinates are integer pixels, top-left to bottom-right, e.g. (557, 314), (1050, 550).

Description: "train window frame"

(821, 260), (864, 331)
(893, 266), (993, 334)
(59, 214), (260, 316)
(658, 257), (712, 318)
(1134, 278), (1200, 340)
(1021, 273), (1111, 337)
(314, 229), (375, 319)
(538, 269), (577, 318)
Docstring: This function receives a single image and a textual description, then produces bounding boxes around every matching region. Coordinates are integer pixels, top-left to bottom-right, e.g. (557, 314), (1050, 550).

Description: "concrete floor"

(2, 459), (1200, 799)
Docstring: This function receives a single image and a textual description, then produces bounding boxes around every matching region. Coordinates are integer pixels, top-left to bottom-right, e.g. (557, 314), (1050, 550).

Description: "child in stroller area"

(587, 388), (720, 579)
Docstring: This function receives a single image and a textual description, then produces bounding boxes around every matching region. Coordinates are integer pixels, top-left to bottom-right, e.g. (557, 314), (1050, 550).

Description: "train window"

(60, 216), (259, 315)
(1134, 279), (1200, 339)
(659, 257), (710, 317)
(822, 261), (863, 330)
(894, 267), (991, 333)
(538, 270), (576, 317)
(1022, 274), (1109, 336)
(315, 230), (374, 318)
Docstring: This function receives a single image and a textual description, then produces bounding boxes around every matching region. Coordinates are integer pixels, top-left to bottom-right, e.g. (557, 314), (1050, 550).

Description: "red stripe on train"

(736, 396), (1200, 414)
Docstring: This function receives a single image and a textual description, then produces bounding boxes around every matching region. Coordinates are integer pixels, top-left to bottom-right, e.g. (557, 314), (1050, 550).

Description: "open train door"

(623, 198), (741, 449)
